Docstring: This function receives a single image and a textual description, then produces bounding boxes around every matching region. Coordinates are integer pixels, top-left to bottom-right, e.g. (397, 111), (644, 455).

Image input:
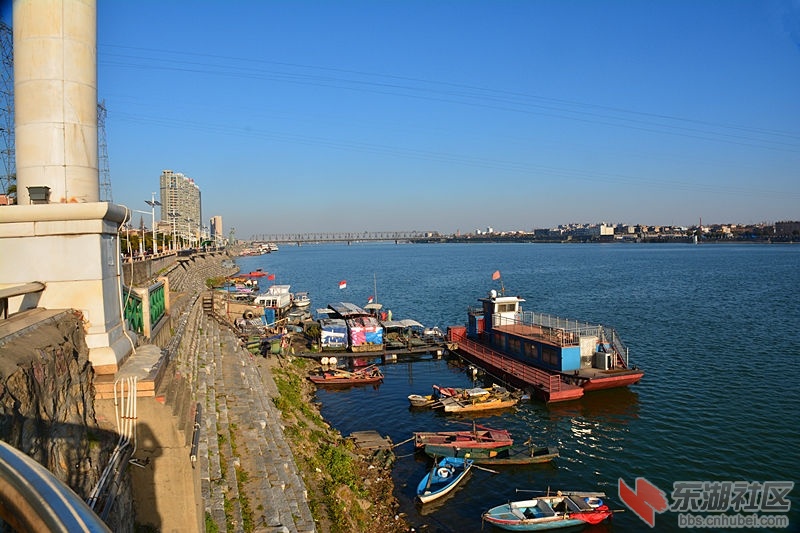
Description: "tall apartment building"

(210, 215), (224, 245)
(159, 169), (202, 245)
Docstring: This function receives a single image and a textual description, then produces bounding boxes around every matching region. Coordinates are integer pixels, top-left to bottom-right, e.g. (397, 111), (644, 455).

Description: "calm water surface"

(236, 243), (800, 532)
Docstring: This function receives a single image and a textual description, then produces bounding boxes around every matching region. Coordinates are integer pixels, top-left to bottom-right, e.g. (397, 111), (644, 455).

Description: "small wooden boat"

(407, 383), (465, 408)
(408, 394), (438, 408)
(441, 393), (519, 413)
(307, 365), (383, 386)
(482, 492), (612, 530)
(414, 425), (513, 451)
(424, 443), (559, 465)
(416, 456), (473, 504)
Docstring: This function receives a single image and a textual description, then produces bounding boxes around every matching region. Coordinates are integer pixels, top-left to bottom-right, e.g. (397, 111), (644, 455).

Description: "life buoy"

(244, 310), (255, 319)
(585, 497), (603, 508)
(437, 467), (451, 478)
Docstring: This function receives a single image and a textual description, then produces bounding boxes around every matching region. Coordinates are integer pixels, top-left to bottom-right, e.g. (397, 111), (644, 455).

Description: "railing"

(123, 288), (143, 334)
(449, 329), (564, 393)
(519, 311), (604, 340)
(123, 281), (167, 338)
(482, 309), (631, 368)
(149, 281), (166, 326)
(0, 440), (111, 532)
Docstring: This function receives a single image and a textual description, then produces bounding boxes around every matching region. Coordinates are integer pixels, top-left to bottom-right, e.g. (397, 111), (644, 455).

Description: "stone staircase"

(153, 255), (315, 533)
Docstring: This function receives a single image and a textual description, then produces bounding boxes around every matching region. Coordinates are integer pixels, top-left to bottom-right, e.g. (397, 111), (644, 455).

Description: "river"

(234, 242), (800, 532)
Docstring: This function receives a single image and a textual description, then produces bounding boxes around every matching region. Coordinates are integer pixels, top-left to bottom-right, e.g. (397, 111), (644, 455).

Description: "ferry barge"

(448, 289), (643, 403)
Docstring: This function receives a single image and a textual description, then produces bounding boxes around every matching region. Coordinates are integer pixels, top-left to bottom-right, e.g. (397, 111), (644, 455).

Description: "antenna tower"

(97, 99), (112, 202)
(0, 21), (15, 200)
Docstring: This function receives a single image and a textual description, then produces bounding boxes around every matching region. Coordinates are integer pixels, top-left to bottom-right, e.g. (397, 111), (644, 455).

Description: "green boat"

(424, 443), (558, 465)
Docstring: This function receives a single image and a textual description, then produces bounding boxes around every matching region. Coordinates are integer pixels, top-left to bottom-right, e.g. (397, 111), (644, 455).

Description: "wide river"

(235, 242), (800, 532)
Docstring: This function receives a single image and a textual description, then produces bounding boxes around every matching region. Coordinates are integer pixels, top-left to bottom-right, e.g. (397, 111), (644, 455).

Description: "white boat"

(292, 292), (311, 308)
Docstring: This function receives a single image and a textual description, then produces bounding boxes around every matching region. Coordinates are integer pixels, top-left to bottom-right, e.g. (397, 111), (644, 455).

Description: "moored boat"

(407, 384), (473, 409)
(416, 456), (473, 504)
(291, 291), (311, 308)
(449, 284), (644, 403)
(482, 491), (612, 531)
(441, 388), (520, 413)
(408, 394), (437, 408)
(414, 425), (513, 451)
(307, 365), (383, 386)
(424, 443), (559, 465)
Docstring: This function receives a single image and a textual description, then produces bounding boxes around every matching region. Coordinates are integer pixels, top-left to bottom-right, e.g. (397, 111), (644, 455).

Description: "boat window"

(492, 332), (503, 348)
(542, 346), (559, 366)
(524, 343), (537, 359)
(497, 303), (516, 313)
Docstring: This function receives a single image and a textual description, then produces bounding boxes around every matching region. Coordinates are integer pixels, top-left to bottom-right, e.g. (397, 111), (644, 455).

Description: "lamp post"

(145, 192), (161, 255)
(185, 218), (193, 248)
(168, 210), (180, 250)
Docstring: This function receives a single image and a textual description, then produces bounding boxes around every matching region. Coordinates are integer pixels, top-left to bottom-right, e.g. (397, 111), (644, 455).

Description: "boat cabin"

(467, 289), (618, 373)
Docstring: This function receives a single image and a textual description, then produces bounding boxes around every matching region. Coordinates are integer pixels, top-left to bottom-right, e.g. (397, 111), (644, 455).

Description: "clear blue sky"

(5, 1), (800, 238)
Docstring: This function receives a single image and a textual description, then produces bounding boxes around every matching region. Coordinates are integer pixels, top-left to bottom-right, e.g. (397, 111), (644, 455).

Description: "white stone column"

(13, 0), (98, 204)
(0, 0), (134, 374)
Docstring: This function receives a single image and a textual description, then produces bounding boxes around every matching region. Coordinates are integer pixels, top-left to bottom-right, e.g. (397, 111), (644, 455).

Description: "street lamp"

(185, 218), (193, 248)
(145, 192), (161, 255)
(168, 210), (180, 250)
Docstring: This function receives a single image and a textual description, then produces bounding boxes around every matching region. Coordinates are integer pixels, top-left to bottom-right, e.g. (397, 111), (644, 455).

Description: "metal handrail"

(0, 440), (111, 532)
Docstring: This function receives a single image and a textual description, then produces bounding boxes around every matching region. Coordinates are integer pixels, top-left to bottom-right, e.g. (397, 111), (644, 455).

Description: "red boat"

(307, 365), (383, 386)
(414, 424), (513, 451)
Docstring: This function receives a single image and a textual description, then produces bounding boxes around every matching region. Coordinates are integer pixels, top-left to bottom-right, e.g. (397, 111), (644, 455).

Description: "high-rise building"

(159, 169), (201, 246)
(210, 215), (223, 245)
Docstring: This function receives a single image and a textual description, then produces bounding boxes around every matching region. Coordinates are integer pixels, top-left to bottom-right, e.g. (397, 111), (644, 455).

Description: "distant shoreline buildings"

(444, 220), (800, 243)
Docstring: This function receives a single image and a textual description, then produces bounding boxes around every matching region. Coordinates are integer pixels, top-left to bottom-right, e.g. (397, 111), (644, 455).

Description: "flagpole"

(374, 273), (378, 305)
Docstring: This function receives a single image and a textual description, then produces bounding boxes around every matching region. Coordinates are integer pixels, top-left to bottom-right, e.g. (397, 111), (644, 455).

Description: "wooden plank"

(0, 282), (45, 299)
(349, 430), (392, 450)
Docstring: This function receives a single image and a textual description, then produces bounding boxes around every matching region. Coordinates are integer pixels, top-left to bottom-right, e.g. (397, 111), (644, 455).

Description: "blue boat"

(415, 456), (473, 504)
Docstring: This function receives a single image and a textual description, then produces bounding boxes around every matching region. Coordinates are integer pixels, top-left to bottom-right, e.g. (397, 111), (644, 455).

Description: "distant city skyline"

(2, 2), (798, 236)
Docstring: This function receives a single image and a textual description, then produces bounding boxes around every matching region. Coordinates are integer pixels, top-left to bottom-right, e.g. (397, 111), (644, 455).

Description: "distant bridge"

(249, 231), (440, 244)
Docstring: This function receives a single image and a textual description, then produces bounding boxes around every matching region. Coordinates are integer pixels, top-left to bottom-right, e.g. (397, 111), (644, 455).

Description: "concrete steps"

(198, 311), (315, 533)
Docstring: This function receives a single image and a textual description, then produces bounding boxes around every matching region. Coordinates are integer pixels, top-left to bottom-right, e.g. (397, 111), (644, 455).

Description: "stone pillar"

(0, 0), (134, 374)
(13, 0), (98, 204)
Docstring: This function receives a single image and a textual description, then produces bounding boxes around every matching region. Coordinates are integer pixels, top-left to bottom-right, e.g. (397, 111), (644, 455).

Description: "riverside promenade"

(112, 255), (315, 532)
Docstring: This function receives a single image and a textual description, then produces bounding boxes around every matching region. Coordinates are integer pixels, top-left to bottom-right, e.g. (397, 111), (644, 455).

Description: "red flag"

(267, 273), (275, 280)
(492, 270), (501, 280)
(367, 296), (374, 304)
(339, 280), (347, 289)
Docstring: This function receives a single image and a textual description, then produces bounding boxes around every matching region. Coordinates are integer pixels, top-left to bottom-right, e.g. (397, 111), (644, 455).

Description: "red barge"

(448, 288), (643, 403)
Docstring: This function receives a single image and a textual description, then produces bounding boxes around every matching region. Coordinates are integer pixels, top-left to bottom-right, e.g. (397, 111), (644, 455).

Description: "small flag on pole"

(339, 280), (347, 289)
(367, 296), (374, 304)
(492, 270), (501, 280)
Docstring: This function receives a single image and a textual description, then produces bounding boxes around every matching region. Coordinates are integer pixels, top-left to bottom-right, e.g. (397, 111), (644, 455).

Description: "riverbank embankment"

(137, 253), (409, 532)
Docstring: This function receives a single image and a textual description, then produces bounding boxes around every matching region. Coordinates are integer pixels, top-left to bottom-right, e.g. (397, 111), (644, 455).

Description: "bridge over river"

(249, 231), (441, 244)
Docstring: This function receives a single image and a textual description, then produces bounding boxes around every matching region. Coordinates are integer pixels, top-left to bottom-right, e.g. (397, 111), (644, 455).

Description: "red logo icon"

(619, 477), (669, 527)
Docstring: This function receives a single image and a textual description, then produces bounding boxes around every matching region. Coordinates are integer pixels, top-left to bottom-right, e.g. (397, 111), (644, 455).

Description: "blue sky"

(5, 1), (800, 238)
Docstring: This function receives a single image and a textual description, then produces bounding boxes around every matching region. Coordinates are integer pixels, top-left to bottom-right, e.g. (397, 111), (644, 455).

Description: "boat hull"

(483, 495), (612, 530)
(414, 428), (513, 450)
(442, 397), (518, 413)
(416, 457), (472, 504)
(425, 444), (558, 465)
